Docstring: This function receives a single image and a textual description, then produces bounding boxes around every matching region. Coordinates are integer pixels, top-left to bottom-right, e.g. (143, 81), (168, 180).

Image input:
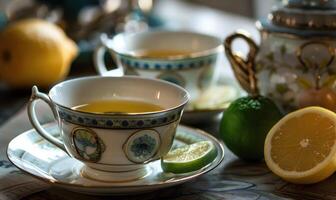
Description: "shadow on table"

(215, 154), (336, 200)
(25, 184), (200, 200)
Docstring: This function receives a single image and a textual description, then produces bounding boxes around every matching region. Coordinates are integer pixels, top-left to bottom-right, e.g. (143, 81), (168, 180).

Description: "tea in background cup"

(94, 30), (223, 100)
(27, 76), (189, 182)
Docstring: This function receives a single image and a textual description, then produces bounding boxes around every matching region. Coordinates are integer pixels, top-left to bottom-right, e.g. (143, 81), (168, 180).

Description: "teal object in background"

(37, 0), (100, 21)
(0, 12), (7, 30)
(10, 0), (165, 73)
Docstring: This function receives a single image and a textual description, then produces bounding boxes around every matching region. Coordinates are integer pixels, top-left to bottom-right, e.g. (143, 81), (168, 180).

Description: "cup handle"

(224, 31), (259, 96)
(27, 86), (66, 152)
(94, 34), (124, 77)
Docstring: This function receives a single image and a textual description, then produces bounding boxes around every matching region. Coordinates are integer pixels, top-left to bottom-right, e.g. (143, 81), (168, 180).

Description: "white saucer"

(182, 80), (243, 125)
(7, 123), (224, 196)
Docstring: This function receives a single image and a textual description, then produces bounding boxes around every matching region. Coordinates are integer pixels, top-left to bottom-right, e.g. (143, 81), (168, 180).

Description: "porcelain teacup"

(93, 30), (223, 100)
(27, 76), (189, 182)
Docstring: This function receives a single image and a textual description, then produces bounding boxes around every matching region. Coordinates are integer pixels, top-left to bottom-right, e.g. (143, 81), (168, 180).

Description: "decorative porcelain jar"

(225, 0), (336, 112)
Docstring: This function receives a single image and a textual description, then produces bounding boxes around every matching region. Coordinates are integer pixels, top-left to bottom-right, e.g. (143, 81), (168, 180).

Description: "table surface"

(1, 1), (333, 200)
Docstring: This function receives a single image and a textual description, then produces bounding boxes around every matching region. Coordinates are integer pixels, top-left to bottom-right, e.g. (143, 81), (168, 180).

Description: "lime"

(220, 96), (282, 162)
(161, 141), (217, 174)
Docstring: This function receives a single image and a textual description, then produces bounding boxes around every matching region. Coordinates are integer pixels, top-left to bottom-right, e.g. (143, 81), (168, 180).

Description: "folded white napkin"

(0, 101), (54, 200)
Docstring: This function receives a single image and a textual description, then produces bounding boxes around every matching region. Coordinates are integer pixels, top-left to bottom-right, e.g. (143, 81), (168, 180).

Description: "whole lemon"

(220, 96), (282, 162)
(0, 19), (78, 88)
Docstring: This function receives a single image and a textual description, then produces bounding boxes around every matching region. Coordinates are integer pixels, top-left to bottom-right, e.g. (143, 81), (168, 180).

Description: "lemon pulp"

(265, 106), (336, 184)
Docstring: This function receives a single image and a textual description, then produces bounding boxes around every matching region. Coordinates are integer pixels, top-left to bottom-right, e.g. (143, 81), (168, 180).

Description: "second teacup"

(94, 30), (223, 100)
(27, 76), (189, 182)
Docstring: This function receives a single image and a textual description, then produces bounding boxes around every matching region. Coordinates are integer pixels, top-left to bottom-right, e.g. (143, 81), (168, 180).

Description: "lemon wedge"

(264, 106), (336, 184)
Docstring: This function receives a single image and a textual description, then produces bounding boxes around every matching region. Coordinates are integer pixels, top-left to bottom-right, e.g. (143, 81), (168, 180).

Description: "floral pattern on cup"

(119, 54), (217, 71)
(58, 107), (183, 129)
(72, 128), (105, 162)
(124, 129), (160, 163)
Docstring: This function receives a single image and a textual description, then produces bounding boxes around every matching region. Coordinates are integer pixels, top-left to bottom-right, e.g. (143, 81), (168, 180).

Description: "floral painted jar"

(225, 0), (336, 112)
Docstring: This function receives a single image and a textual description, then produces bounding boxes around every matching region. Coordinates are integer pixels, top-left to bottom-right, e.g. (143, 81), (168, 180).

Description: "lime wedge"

(161, 141), (217, 174)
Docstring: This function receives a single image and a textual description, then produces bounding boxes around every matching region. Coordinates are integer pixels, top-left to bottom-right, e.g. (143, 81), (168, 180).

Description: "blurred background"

(0, 0), (277, 124)
(186, 0), (274, 18)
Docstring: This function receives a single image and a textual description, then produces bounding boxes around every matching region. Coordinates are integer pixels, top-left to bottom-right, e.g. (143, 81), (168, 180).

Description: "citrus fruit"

(161, 141), (217, 174)
(220, 96), (282, 161)
(0, 18), (78, 88)
(264, 106), (336, 184)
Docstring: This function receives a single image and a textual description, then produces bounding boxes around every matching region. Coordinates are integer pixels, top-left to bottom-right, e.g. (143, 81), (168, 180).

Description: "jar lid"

(284, 0), (336, 9)
(260, 0), (336, 36)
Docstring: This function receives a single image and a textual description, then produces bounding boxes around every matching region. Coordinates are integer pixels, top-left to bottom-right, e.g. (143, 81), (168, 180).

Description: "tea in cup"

(93, 30), (223, 100)
(27, 76), (189, 182)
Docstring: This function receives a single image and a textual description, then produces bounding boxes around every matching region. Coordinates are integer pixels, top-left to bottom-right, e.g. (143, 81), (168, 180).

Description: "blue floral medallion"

(72, 128), (105, 162)
(124, 129), (160, 163)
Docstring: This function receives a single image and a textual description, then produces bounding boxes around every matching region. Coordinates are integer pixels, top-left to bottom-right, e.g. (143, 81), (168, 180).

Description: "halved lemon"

(264, 106), (336, 184)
